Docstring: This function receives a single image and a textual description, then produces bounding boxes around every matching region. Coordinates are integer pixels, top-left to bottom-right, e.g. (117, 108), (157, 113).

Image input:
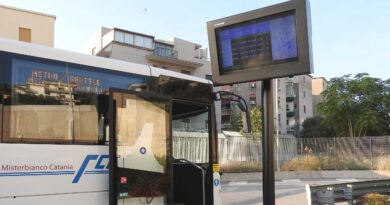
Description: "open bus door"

(109, 88), (173, 205)
(108, 76), (221, 205)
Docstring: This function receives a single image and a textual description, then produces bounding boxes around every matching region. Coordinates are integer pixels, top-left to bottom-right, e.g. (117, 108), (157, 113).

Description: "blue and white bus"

(0, 38), (221, 205)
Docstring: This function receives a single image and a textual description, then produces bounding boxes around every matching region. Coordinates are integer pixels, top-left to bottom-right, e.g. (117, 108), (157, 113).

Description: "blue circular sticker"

(140, 147), (147, 155)
(213, 179), (220, 186)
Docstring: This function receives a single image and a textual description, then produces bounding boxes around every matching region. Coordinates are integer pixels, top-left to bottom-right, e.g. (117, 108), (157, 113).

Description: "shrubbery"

(220, 153), (390, 173)
(356, 193), (390, 205)
(281, 154), (370, 171)
(374, 155), (390, 171)
(220, 162), (262, 173)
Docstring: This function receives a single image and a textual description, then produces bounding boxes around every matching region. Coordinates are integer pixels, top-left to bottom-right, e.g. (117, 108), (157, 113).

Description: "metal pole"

(262, 79), (275, 205)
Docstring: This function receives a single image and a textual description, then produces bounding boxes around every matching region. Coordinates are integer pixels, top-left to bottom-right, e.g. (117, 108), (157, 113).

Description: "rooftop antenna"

(143, 8), (148, 16)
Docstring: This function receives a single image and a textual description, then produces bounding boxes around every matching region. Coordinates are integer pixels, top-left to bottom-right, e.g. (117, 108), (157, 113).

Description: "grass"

(374, 156), (390, 170)
(281, 154), (370, 171)
(220, 161), (262, 173)
(356, 193), (390, 205)
(220, 154), (390, 173)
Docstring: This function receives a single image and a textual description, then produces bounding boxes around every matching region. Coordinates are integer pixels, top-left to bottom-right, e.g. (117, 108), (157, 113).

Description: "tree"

(233, 106), (262, 135)
(249, 106), (262, 134)
(318, 73), (389, 137)
(299, 117), (336, 138)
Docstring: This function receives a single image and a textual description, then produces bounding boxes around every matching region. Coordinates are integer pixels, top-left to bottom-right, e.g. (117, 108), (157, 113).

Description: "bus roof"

(0, 37), (211, 85)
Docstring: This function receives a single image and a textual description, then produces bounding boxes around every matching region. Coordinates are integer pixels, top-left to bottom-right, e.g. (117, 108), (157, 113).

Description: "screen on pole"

(208, 0), (313, 85)
(216, 11), (298, 74)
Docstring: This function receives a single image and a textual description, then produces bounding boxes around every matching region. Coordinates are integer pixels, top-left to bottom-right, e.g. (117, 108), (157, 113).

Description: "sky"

(1, 0), (389, 80)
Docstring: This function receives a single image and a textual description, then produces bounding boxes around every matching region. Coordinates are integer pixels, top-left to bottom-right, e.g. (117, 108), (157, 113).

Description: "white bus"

(0, 38), (222, 205)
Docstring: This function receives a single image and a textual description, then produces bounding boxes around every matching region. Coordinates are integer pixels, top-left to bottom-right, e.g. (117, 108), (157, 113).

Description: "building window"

(181, 70), (191, 75)
(144, 38), (153, 49)
(303, 91), (306, 98)
(286, 104), (289, 111)
(205, 74), (212, 80)
(287, 120), (289, 125)
(114, 31), (125, 42)
(304, 105), (306, 113)
(115, 31), (153, 49)
(135, 35), (144, 47)
(124, 33), (134, 45)
(19, 27), (31, 43)
(155, 43), (174, 58)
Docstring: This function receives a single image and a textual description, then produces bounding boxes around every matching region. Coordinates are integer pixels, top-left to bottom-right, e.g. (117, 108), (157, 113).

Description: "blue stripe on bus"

(0, 170), (109, 177)
(0, 171), (75, 177)
(84, 170), (109, 174)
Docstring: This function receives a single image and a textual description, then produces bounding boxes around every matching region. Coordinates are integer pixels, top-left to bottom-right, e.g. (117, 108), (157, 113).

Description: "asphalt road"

(221, 179), (355, 205)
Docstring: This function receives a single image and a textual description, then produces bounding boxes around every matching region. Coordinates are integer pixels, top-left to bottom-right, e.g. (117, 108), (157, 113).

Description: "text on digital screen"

(216, 11), (298, 74)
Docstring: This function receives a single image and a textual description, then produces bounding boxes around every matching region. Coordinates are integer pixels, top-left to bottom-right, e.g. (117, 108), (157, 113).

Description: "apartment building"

(277, 75), (313, 136)
(0, 4), (55, 47)
(312, 77), (328, 116)
(83, 27), (211, 79)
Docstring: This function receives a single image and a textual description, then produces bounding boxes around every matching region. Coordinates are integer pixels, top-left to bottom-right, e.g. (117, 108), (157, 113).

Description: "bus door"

(108, 88), (173, 205)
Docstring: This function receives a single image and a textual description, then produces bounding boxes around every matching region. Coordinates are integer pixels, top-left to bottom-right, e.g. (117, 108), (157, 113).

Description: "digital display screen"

(216, 11), (298, 74)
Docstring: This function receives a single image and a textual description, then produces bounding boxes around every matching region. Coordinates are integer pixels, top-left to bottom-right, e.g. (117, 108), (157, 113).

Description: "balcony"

(153, 47), (178, 59)
(146, 48), (203, 69)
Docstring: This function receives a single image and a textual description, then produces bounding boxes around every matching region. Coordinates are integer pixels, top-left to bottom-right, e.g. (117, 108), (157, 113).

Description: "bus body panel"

(0, 191), (107, 205)
(0, 144), (109, 202)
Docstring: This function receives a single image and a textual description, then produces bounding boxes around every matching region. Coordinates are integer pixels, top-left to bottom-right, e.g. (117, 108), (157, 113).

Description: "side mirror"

(214, 91), (251, 133)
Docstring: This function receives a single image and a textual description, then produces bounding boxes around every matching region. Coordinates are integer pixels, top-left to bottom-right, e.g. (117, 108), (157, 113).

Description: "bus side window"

(4, 59), (74, 143)
(2, 53), (149, 145)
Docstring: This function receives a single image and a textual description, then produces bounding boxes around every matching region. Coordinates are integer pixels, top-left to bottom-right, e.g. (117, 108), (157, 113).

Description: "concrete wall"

(173, 37), (212, 78)
(295, 75), (313, 130)
(0, 5), (55, 47)
(312, 77), (328, 116)
(110, 43), (152, 65)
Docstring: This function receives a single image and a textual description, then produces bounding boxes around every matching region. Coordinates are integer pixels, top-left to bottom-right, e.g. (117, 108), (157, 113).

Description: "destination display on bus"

(208, 0), (313, 85)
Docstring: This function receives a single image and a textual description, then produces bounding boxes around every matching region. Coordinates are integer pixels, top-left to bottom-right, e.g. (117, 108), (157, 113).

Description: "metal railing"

(306, 179), (390, 205)
(153, 47), (178, 59)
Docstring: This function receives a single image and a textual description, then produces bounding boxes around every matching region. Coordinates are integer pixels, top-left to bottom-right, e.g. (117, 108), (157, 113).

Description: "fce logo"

(72, 155), (109, 183)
